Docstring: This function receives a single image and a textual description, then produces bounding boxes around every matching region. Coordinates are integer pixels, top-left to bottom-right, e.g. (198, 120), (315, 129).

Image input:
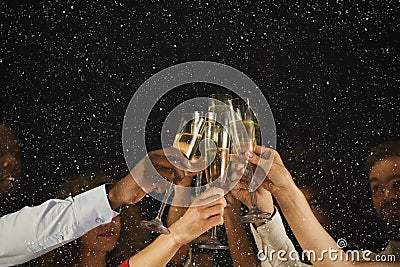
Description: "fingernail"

(264, 150), (272, 159)
(245, 151), (253, 159)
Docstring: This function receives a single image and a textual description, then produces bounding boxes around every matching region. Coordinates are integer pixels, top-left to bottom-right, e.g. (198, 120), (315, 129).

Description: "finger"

(177, 175), (195, 187)
(150, 155), (185, 171)
(219, 175), (241, 192)
(205, 214), (224, 229)
(203, 203), (226, 219)
(187, 157), (206, 172)
(245, 153), (272, 188)
(253, 146), (284, 166)
(224, 192), (236, 203)
(260, 148), (275, 161)
(153, 147), (192, 169)
(256, 184), (271, 195)
(254, 145), (269, 155)
(229, 154), (242, 163)
(201, 196), (227, 209)
(150, 157), (186, 181)
(271, 150), (285, 166)
(253, 145), (278, 162)
(233, 162), (245, 171)
(154, 167), (176, 181)
(193, 187), (224, 206)
(246, 152), (272, 172)
(237, 179), (249, 189)
(231, 188), (251, 207)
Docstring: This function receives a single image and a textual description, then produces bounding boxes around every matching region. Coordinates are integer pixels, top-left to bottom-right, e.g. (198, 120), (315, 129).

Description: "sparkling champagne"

(173, 133), (202, 160)
(204, 147), (230, 184)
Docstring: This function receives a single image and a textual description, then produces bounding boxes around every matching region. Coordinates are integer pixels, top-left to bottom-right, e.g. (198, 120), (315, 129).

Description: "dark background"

(1, 0), (399, 265)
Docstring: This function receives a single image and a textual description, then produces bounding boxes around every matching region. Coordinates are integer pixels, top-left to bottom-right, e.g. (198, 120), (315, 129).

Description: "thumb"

(253, 146), (284, 167)
(246, 151), (273, 175)
(193, 187), (224, 206)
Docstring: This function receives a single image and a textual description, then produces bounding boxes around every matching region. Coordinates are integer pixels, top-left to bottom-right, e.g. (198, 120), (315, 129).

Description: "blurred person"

(0, 123), (22, 216)
(0, 136), (192, 266)
(32, 172), (150, 266)
(365, 140), (400, 260)
(33, 172), (121, 266)
(110, 203), (152, 264)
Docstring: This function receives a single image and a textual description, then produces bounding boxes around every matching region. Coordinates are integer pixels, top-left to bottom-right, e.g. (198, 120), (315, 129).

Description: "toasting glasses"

(197, 110), (230, 250)
(228, 98), (271, 223)
(140, 111), (206, 235)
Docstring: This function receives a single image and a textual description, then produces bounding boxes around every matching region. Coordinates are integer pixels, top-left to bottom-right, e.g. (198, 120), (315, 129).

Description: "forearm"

(0, 185), (117, 265)
(274, 190), (399, 267)
(273, 185), (351, 267)
(224, 206), (259, 267)
(167, 206), (191, 265)
(128, 229), (183, 267)
(166, 192), (192, 265)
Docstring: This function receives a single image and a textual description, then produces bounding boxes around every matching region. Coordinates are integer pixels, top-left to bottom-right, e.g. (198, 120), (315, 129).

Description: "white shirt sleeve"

(0, 184), (119, 266)
(250, 208), (311, 267)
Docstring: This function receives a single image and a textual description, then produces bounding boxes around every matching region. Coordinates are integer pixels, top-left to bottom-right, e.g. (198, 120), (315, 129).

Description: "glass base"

(197, 238), (229, 250)
(241, 209), (272, 223)
(140, 219), (170, 235)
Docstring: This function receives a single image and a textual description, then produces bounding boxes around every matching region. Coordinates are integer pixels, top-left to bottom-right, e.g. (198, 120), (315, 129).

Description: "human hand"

(174, 170), (198, 187)
(245, 146), (294, 195)
(224, 191), (241, 208)
(169, 187), (227, 245)
(223, 192), (242, 220)
(230, 173), (274, 213)
(108, 147), (191, 208)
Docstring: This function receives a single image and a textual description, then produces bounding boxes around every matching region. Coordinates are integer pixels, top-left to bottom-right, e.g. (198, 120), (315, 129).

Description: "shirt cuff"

(255, 207), (288, 247)
(73, 184), (119, 233)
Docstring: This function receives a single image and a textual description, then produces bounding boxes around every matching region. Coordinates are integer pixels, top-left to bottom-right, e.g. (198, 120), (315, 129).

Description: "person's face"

(369, 156), (400, 239)
(0, 124), (22, 200)
(79, 216), (121, 253)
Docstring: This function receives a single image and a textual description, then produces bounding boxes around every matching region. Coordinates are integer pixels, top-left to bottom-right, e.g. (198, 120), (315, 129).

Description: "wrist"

(273, 182), (301, 204)
(106, 183), (122, 211)
(257, 202), (274, 214)
(168, 223), (188, 246)
(254, 207), (276, 227)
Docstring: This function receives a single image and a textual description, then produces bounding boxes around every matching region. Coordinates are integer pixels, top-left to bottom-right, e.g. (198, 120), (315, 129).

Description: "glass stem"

(211, 226), (218, 240)
(250, 190), (257, 210)
(156, 183), (174, 220)
(245, 161), (258, 210)
(195, 171), (202, 196)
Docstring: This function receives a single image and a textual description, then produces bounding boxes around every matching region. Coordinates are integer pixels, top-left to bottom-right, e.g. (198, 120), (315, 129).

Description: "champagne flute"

(194, 111), (216, 196)
(208, 93), (237, 207)
(140, 111), (206, 235)
(228, 98), (271, 223)
(208, 93), (232, 112)
(197, 110), (230, 250)
(194, 94), (232, 196)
